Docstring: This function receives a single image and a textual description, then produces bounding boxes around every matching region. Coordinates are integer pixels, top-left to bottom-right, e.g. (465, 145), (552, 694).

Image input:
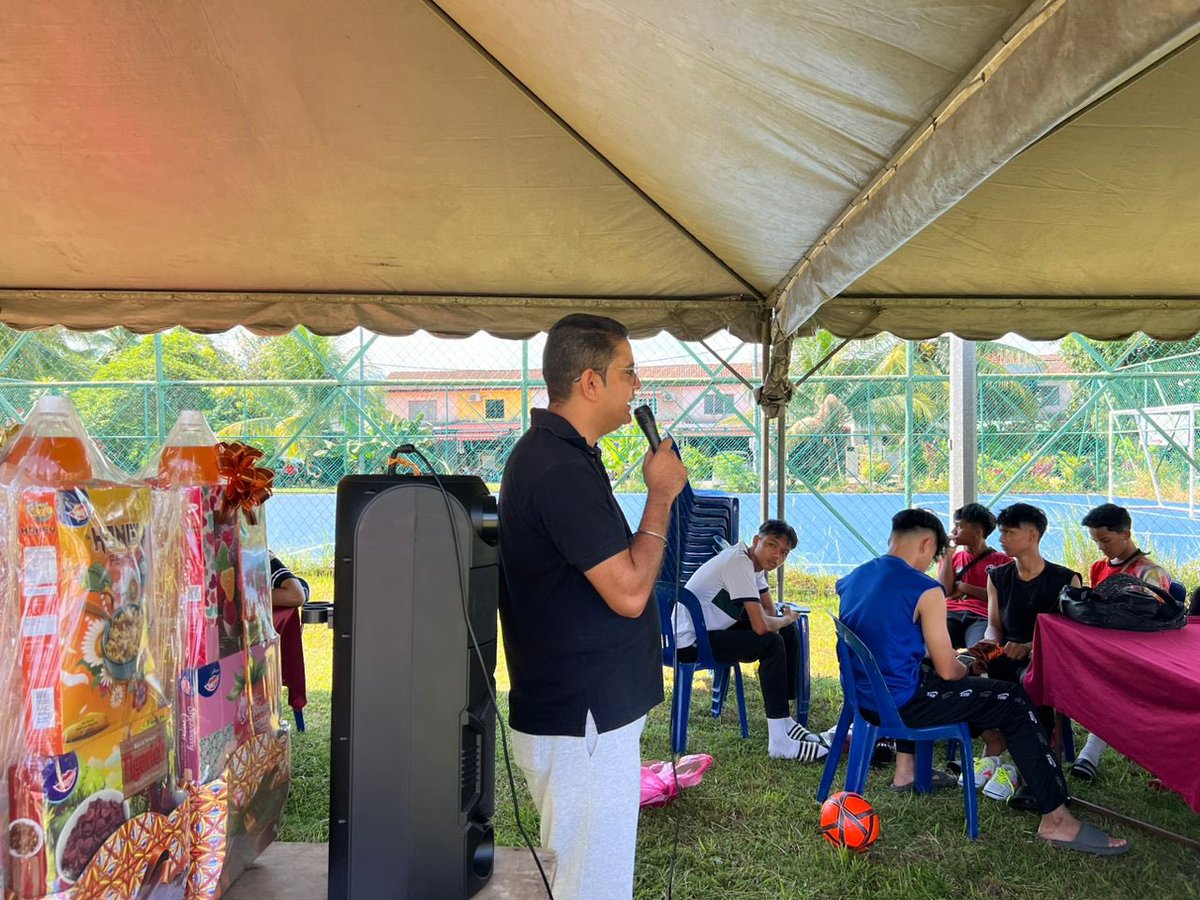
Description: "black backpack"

(1058, 573), (1188, 633)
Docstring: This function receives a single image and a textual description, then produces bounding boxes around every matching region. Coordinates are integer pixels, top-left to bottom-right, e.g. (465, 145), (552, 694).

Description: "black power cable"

(392, 444), (554, 899)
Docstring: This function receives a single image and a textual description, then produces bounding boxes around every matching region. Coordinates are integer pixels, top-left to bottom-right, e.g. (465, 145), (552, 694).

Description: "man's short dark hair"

(996, 503), (1048, 537)
(758, 519), (798, 550)
(543, 314), (629, 404)
(954, 502), (997, 537)
(1080, 502), (1132, 532)
(891, 508), (948, 559)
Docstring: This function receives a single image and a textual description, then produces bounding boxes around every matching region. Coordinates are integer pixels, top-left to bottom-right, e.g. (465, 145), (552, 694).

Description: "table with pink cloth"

(1024, 614), (1200, 813)
(272, 606), (307, 713)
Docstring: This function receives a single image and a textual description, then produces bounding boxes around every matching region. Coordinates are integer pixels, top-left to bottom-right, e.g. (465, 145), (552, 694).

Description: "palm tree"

(218, 328), (431, 484)
(786, 332), (1043, 490)
(0, 325), (143, 425)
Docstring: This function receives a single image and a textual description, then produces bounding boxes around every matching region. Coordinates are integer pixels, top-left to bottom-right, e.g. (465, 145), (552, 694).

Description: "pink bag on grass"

(639, 754), (714, 808)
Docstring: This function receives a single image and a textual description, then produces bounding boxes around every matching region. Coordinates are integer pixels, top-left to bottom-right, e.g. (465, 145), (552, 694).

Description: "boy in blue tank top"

(836, 509), (1127, 856)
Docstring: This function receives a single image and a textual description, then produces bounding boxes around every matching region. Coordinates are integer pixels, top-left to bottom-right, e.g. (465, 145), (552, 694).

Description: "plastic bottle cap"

(34, 395), (74, 416)
(176, 410), (205, 427)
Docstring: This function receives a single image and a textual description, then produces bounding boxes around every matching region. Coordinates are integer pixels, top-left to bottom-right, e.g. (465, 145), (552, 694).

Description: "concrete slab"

(223, 843), (557, 899)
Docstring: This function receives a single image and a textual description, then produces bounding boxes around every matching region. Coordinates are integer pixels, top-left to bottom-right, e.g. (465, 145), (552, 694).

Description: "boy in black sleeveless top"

(971, 503), (1080, 805)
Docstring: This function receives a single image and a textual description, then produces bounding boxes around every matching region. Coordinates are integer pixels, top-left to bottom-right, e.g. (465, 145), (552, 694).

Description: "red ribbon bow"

(216, 442), (274, 523)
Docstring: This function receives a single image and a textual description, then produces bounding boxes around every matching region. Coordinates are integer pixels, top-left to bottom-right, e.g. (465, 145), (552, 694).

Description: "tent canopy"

(2, 1), (1199, 344)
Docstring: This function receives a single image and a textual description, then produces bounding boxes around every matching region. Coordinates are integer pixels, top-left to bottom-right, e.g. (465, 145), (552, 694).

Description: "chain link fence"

(4, 325), (1200, 577)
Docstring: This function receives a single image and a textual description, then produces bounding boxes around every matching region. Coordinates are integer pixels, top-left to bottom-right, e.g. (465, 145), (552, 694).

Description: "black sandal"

(1069, 758), (1098, 782)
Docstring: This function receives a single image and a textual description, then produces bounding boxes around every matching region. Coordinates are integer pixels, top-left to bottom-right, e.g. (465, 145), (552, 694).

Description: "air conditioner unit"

(468, 392), (482, 403)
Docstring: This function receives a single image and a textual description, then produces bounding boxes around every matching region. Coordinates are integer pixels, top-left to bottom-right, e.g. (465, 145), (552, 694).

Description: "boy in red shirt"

(1070, 503), (1172, 782)
(938, 503), (1012, 649)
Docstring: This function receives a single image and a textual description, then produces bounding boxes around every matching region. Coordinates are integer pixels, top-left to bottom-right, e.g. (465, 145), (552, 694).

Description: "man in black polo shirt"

(499, 313), (687, 900)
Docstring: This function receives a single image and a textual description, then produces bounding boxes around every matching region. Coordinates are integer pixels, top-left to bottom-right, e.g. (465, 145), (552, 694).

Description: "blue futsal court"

(270, 490), (1200, 575)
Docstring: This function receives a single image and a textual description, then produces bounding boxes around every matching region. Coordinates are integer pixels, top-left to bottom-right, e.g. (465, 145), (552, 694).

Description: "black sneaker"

(871, 739), (896, 768)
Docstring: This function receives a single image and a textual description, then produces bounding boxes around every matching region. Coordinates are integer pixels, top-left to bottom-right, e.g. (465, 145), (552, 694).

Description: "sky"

(332, 329), (1058, 375)
(215, 325), (1058, 377)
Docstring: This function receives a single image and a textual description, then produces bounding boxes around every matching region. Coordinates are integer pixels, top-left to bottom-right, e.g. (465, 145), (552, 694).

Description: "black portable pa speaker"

(328, 475), (497, 899)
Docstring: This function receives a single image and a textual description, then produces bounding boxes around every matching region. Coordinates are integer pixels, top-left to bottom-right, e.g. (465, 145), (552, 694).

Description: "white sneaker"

(819, 725), (848, 752)
(982, 763), (1019, 801)
(959, 754), (1000, 790)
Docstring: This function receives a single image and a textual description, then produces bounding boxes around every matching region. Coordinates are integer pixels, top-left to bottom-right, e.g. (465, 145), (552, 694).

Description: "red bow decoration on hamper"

(217, 442), (275, 524)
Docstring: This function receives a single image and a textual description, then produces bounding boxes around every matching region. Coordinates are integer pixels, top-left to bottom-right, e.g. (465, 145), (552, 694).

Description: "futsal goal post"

(1106, 404), (1198, 519)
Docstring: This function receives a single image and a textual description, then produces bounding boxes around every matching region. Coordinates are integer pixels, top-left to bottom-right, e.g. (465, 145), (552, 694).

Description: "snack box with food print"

(16, 486), (164, 759)
(177, 642), (282, 786)
(5, 709), (174, 899)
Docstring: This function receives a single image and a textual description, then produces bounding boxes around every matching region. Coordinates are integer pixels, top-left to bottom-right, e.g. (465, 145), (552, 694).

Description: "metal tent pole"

(776, 405), (786, 602)
(904, 341), (914, 508)
(761, 321), (770, 524)
(949, 337), (978, 513)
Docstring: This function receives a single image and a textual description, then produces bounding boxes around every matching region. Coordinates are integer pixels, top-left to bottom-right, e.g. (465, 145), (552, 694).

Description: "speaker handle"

(460, 709), (488, 819)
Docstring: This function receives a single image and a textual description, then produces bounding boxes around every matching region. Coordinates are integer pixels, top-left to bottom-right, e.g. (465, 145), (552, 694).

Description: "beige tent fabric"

(0, 0), (747, 331)
(0, 290), (764, 341)
(824, 36), (1200, 341)
(810, 298), (1200, 342)
(439, 0), (1030, 293)
(775, 0), (1200, 336)
(2, 1), (1200, 347)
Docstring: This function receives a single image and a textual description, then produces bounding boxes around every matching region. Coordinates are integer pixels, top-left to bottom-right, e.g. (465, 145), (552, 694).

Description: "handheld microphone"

(633, 404), (662, 451)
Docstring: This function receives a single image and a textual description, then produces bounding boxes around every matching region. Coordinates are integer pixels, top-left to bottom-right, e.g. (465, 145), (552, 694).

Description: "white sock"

(768, 718), (829, 760)
(768, 718), (803, 758)
(1077, 734), (1106, 768)
(767, 717), (793, 750)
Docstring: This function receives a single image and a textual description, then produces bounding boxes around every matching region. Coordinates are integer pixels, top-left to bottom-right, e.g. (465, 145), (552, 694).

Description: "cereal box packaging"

(16, 485), (162, 758)
(5, 709), (177, 899)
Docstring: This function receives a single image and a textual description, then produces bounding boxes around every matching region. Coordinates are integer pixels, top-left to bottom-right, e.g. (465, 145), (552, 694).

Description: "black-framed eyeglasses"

(573, 365), (639, 384)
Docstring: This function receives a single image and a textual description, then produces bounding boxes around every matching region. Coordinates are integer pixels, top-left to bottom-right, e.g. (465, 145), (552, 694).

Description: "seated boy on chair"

(1070, 502), (1173, 782)
(970, 503), (1081, 802)
(938, 502), (1010, 650)
(673, 519), (826, 761)
(836, 508), (1126, 855)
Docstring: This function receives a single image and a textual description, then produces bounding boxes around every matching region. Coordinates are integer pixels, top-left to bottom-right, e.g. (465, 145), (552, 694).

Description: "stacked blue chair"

(655, 584), (749, 753)
(654, 450), (747, 752)
(660, 478), (740, 583)
(818, 614), (979, 839)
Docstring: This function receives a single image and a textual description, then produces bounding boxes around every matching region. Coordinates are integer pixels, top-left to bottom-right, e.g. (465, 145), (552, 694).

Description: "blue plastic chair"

(1169, 580), (1186, 605)
(711, 535), (812, 725)
(818, 614), (979, 839)
(655, 583), (749, 753)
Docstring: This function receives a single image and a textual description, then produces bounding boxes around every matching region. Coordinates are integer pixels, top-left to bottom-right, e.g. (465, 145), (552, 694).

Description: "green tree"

(71, 331), (238, 471)
(785, 332), (1044, 491)
(0, 325), (142, 424)
(220, 328), (431, 484)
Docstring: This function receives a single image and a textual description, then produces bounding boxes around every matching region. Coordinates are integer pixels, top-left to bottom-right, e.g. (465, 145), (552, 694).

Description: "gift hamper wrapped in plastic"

(0, 399), (288, 900)
(0, 396), (188, 899)
(147, 412), (288, 899)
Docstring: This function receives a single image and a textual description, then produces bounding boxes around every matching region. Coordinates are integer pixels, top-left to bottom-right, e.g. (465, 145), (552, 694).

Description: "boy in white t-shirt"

(674, 519), (827, 761)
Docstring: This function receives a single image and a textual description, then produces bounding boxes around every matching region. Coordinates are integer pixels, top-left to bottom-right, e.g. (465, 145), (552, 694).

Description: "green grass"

(280, 572), (1200, 898)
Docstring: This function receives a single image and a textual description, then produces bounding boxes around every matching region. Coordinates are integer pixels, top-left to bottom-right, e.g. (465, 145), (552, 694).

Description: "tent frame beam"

(771, 1), (1200, 335)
